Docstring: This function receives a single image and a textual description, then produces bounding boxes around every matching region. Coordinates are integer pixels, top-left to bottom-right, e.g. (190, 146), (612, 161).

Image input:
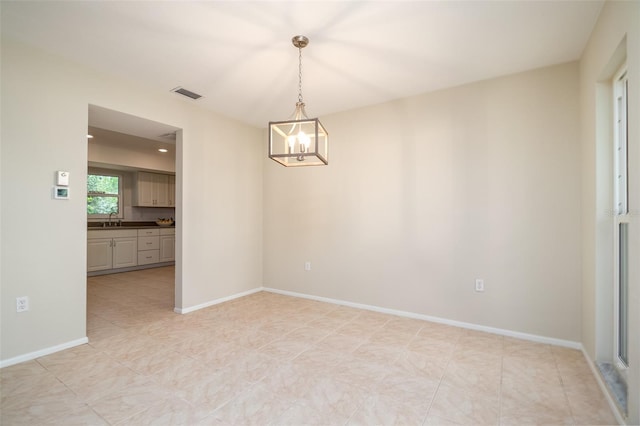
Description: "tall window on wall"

(87, 172), (123, 218)
(613, 64), (628, 370)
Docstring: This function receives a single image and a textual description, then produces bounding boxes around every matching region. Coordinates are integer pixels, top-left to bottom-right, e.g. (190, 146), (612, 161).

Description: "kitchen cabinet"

(88, 227), (175, 275)
(87, 238), (112, 271)
(137, 228), (160, 265)
(134, 172), (175, 207)
(168, 175), (175, 207)
(159, 228), (175, 262)
(134, 172), (154, 206)
(87, 230), (137, 272)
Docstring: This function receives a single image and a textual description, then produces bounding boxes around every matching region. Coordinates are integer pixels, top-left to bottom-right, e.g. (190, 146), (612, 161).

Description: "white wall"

(580, 0), (640, 423)
(0, 39), (263, 363)
(264, 62), (582, 342)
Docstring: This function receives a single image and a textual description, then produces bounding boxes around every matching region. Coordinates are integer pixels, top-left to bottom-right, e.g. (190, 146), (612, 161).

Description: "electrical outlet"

(475, 279), (484, 292)
(16, 296), (29, 312)
(304, 261), (311, 271)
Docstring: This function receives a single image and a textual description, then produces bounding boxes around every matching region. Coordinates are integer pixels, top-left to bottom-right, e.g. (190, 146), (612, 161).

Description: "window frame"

(612, 63), (629, 372)
(87, 171), (123, 220)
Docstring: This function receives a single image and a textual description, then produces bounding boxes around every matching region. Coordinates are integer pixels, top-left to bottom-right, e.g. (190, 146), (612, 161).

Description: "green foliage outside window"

(87, 174), (120, 215)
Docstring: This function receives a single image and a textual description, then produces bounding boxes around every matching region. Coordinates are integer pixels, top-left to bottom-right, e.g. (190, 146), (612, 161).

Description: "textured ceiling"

(2, 1), (603, 131)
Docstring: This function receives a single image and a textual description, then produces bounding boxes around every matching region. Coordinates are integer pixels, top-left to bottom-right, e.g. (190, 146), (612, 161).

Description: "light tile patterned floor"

(1, 266), (618, 425)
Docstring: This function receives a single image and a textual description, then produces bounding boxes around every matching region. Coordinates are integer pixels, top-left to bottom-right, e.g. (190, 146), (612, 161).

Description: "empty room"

(1, 0), (638, 425)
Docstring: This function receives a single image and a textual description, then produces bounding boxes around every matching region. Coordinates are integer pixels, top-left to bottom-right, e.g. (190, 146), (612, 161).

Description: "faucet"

(108, 212), (115, 227)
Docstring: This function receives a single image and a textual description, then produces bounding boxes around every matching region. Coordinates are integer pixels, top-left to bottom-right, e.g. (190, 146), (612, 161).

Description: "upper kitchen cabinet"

(134, 171), (175, 207)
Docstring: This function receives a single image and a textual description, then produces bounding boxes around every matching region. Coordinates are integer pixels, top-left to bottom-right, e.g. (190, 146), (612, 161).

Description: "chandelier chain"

(298, 46), (303, 103)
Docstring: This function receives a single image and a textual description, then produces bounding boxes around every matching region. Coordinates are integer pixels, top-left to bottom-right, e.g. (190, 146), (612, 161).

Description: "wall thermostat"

(56, 171), (70, 186)
(53, 186), (70, 200)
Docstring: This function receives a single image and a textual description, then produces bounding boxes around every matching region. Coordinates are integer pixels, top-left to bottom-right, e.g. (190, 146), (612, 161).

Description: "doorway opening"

(86, 105), (181, 319)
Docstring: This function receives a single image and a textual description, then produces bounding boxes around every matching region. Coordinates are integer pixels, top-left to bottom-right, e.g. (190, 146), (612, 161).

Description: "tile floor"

(1, 266), (618, 425)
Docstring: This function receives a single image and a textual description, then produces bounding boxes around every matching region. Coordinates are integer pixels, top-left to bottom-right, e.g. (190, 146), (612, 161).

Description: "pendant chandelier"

(269, 35), (328, 167)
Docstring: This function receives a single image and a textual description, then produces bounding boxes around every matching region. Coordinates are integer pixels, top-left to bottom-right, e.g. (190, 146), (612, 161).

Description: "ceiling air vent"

(159, 132), (177, 140)
(171, 86), (202, 100)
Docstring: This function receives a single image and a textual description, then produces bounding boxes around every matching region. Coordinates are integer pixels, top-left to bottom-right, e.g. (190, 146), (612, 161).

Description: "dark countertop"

(88, 221), (175, 230)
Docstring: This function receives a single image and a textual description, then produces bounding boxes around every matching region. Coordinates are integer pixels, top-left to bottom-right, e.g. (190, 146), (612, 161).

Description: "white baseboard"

(0, 337), (89, 369)
(263, 287), (582, 349)
(580, 346), (627, 425)
(174, 287), (263, 314)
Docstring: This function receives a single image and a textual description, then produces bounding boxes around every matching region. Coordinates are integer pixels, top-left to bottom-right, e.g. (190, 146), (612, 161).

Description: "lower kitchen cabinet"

(159, 228), (175, 262)
(87, 230), (138, 272)
(88, 227), (175, 274)
(112, 238), (138, 268)
(138, 249), (160, 265)
(87, 238), (112, 271)
(137, 228), (160, 265)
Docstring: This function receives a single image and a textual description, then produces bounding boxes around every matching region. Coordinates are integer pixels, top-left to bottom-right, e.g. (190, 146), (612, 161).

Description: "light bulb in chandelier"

(298, 131), (310, 150)
(287, 135), (296, 151)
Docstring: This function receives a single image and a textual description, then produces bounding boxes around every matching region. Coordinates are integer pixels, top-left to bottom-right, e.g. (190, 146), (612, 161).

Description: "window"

(614, 68), (628, 216)
(87, 172), (122, 218)
(613, 64), (628, 369)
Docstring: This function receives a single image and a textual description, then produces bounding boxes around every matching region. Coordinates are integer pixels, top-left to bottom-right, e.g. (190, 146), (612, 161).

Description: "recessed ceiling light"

(158, 148), (168, 153)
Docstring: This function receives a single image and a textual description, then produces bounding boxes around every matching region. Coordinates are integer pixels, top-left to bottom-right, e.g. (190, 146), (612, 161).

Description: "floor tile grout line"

(497, 340), (505, 426)
(554, 347), (579, 425)
(420, 331), (459, 426)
